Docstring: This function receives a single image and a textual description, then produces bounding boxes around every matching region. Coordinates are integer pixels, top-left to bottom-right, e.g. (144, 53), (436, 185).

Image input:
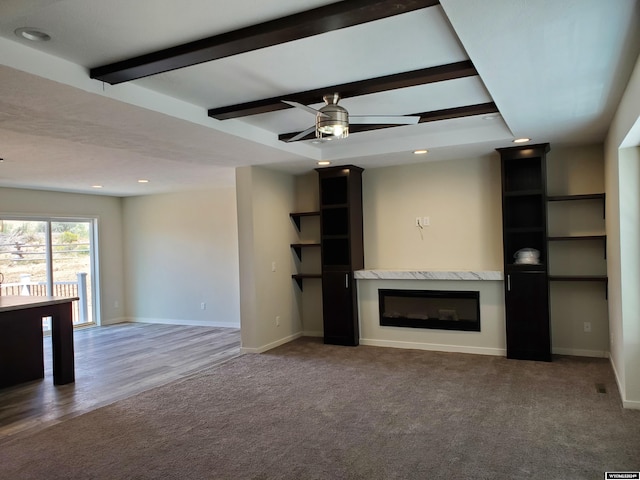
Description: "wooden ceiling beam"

(208, 61), (477, 120)
(90, 0), (439, 84)
(277, 102), (499, 142)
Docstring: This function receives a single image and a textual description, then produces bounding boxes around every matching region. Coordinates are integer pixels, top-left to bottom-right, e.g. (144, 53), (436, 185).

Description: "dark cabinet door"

(504, 271), (551, 361)
(321, 271), (358, 346)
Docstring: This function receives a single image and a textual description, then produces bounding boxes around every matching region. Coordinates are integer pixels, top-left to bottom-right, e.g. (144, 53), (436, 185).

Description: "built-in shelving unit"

(290, 211), (321, 291)
(497, 143), (551, 362)
(546, 193), (607, 293)
(317, 165), (364, 346)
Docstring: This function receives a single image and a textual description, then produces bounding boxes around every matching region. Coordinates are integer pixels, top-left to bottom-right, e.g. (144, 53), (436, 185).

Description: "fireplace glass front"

(378, 289), (480, 332)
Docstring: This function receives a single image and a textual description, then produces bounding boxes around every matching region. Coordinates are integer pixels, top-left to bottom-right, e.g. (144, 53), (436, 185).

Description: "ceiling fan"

(282, 93), (421, 142)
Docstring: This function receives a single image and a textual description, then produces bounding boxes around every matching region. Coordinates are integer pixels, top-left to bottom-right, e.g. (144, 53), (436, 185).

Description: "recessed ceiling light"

(137, 179), (149, 183)
(317, 161), (331, 166)
(91, 185), (103, 189)
(413, 149), (428, 155)
(513, 138), (531, 144)
(14, 27), (51, 42)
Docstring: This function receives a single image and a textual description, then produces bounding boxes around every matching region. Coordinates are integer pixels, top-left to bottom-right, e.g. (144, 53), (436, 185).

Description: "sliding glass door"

(0, 217), (98, 330)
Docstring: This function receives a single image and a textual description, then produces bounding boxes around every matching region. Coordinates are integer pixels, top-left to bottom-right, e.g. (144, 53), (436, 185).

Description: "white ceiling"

(0, 0), (638, 196)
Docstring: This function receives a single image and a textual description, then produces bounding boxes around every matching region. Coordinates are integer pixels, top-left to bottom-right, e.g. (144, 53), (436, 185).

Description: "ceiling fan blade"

(282, 100), (329, 117)
(350, 115), (421, 125)
(286, 125), (317, 143)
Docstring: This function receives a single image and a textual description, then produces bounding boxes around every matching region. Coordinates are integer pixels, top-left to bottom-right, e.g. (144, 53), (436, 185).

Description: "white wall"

(362, 155), (503, 271)
(618, 147), (640, 403)
(0, 187), (125, 324)
(122, 188), (240, 327)
(236, 166), (301, 352)
(605, 51), (640, 409)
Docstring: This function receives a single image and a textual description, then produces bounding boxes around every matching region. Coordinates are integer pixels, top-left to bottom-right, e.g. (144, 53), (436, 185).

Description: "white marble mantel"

(354, 270), (504, 281)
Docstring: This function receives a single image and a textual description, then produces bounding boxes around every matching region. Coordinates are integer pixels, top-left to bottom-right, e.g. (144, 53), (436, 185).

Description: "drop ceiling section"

(0, 0), (339, 66)
(127, 5), (487, 152)
(132, 7), (467, 106)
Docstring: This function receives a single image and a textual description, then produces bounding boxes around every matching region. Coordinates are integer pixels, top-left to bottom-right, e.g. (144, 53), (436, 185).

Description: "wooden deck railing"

(1, 282), (79, 297)
(0, 273), (90, 327)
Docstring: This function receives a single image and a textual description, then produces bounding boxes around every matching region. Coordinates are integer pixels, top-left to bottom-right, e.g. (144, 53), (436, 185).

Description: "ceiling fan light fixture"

(316, 102), (349, 139)
(283, 92), (418, 143)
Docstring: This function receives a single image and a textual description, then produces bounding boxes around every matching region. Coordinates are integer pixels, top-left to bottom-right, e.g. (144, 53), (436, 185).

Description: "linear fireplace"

(378, 289), (480, 332)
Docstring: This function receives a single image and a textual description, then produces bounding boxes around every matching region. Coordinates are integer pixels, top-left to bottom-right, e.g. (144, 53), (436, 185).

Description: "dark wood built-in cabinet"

(497, 144), (551, 361)
(289, 165), (364, 345)
(317, 165), (364, 346)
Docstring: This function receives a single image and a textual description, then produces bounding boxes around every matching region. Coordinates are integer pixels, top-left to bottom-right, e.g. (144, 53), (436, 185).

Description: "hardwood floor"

(0, 323), (241, 443)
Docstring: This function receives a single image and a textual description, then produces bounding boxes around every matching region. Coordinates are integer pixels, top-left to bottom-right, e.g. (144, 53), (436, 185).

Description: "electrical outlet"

(201, 302), (206, 310)
(276, 315), (280, 327)
(415, 217), (421, 227)
(583, 322), (591, 333)
(423, 216), (430, 226)
(271, 261), (276, 272)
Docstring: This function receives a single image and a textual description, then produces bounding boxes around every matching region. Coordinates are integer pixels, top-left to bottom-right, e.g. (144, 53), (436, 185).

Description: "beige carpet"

(1, 337), (639, 479)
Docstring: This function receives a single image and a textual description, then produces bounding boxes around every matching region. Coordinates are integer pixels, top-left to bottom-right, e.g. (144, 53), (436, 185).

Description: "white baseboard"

(552, 347), (609, 358)
(622, 398), (640, 410)
(129, 317), (240, 329)
(360, 338), (506, 356)
(100, 317), (129, 326)
(608, 357), (640, 409)
(241, 332), (303, 354)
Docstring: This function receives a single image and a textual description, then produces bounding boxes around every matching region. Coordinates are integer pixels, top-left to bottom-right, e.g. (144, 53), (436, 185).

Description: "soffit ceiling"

(0, 0), (638, 196)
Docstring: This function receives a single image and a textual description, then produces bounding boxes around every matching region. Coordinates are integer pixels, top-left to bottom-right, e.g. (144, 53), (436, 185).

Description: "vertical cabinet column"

(497, 144), (551, 361)
(316, 165), (364, 346)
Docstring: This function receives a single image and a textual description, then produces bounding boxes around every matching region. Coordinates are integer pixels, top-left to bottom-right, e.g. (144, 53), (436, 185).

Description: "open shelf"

(548, 275), (607, 282)
(547, 193), (605, 218)
(547, 235), (606, 241)
(547, 193), (605, 202)
(548, 234), (606, 258)
(290, 243), (321, 261)
(548, 275), (609, 298)
(290, 211), (320, 231)
(292, 273), (322, 291)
